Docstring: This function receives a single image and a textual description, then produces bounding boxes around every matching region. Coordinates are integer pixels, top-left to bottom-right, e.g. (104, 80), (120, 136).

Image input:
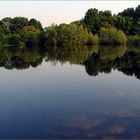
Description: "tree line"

(0, 5), (140, 48)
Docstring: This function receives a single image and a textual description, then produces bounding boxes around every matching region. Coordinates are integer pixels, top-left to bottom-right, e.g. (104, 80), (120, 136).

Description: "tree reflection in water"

(1, 44), (140, 80)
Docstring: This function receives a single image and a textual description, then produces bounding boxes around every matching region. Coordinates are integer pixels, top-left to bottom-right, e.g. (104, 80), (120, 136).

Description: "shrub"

(114, 30), (127, 45)
(99, 27), (127, 45)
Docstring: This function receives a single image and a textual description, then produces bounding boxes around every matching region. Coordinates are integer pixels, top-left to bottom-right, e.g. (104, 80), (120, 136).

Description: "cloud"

(111, 125), (126, 134)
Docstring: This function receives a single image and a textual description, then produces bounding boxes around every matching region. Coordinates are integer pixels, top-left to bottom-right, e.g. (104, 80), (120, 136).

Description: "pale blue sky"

(0, 1), (139, 27)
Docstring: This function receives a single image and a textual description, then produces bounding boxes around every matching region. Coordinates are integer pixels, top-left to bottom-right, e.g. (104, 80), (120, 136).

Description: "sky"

(0, 1), (139, 27)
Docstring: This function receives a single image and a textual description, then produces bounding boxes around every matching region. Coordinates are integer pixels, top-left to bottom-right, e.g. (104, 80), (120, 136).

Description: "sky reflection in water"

(0, 60), (139, 138)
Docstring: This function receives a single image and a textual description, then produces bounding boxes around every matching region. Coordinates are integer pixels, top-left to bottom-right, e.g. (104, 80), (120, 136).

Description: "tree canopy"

(0, 5), (140, 48)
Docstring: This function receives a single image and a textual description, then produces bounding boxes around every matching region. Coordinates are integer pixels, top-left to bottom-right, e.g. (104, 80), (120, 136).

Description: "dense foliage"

(0, 5), (140, 48)
(83, 5), (140, 36)
(99, 27), (127, 45)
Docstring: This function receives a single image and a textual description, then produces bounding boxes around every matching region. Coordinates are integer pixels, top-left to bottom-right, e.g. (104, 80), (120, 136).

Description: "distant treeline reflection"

(1, 44), (140, 80)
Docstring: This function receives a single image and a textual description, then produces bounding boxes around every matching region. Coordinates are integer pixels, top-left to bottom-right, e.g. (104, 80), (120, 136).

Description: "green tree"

(29, 18), (43, 30)
(83, 8), (101, 34)
(10, 17), (28, 33)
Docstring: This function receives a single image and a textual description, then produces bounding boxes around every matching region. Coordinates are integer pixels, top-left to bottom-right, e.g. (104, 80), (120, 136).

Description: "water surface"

(0, 45), (140, 138)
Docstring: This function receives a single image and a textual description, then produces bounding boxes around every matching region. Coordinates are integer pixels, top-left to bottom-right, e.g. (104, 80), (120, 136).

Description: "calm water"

(0, 45), (140, 138)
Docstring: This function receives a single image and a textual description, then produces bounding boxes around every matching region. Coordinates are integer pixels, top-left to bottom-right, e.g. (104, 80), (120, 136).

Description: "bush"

(99, 27), (127, 45)
(44, 23), (97, 48)
(114, 30), (127, 45)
